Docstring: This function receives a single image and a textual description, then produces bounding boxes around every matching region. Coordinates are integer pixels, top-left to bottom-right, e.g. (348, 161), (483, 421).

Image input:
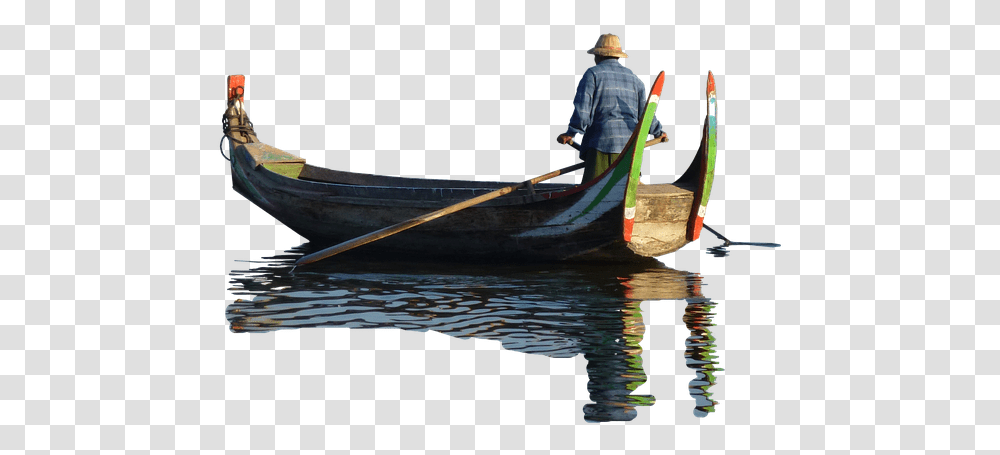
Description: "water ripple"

(228, 249), (722, 421)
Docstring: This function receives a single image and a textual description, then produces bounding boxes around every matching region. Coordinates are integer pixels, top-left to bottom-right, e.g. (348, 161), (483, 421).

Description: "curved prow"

(684, 71), (717, 241)
(623, 71), (666, 242)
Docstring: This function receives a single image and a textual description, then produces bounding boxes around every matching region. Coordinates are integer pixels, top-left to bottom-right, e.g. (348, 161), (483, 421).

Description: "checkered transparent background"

(2, 0), (999, 451)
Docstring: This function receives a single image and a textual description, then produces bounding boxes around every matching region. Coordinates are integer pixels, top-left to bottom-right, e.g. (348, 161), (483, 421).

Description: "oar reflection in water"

(227, 249), (723, 421)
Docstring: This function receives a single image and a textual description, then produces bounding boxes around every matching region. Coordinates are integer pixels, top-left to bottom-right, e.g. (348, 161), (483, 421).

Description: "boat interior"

(236, 137), (699, 196)
(239, 141), (576, 192)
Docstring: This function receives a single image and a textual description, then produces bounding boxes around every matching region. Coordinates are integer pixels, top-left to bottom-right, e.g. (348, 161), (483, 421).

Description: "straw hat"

(587, 34), (628, 58)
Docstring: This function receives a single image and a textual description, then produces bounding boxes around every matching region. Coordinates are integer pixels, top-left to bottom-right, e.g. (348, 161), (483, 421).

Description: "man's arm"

(562, 71), (596, 140)
(649, 115), (664, 139)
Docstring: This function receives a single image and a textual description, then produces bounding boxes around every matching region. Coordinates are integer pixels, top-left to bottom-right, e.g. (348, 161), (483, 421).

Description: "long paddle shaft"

(702, 223), (781, 248)
(295, 162), (586, 266)
(564, 135), (668, 154)
(702, 224), (732, 246)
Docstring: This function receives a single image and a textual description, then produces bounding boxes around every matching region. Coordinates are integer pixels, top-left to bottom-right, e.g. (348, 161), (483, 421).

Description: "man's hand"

(557, 134), (574, 145)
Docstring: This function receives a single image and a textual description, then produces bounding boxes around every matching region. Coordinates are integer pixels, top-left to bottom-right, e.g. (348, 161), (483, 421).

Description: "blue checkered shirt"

(565, 59), (663, 155)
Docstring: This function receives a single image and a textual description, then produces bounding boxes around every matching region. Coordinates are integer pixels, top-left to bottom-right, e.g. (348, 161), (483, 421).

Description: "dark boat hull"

(230, 140), (704, 261)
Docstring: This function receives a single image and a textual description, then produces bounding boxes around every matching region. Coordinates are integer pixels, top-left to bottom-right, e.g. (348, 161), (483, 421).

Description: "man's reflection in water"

(683, 297), (722, 417)
(580, 300), (655, 422)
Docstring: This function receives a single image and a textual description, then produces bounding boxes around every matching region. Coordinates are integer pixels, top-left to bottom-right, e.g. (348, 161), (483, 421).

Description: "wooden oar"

(702, 224), (781, 248)
(295, 161), (586, 266)
(564, 135), (668, 153)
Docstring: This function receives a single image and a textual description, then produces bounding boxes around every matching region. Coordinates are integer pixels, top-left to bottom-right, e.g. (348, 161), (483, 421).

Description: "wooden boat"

(223, 73), (718, 262)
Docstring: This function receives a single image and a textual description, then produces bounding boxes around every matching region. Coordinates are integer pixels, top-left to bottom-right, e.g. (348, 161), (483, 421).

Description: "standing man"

(557, 34), (667, 182)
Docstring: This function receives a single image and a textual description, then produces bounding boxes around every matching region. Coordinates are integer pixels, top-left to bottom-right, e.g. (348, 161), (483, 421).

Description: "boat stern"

(626, 184), (696, 257)
(625, 70), (719, 258)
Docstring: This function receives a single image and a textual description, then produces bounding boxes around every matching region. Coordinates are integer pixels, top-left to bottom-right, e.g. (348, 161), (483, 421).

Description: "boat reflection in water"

(683, 298), (721, 417)
(226, 249), (722, 422)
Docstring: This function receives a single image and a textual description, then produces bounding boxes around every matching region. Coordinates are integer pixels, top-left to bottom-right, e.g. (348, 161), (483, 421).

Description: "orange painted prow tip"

(707, 71), (715, 94)
(227, 75), (245, 103)
(651, 70), (665, 93)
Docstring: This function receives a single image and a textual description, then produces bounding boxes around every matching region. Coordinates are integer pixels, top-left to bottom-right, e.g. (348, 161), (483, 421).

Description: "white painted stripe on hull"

(698, 204), (706, 217)
(624, 206), (636, 220)
(515, 172), (626, 238)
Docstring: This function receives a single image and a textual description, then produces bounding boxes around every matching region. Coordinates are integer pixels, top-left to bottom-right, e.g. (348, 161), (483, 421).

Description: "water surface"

(227, 250), (721, 421)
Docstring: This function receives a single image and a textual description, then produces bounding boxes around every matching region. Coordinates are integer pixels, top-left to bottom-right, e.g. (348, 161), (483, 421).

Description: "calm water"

(227, 248), (722, 422)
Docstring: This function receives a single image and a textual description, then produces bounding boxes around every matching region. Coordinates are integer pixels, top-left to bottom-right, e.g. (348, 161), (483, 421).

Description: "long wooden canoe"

(223, 73), (718, 262)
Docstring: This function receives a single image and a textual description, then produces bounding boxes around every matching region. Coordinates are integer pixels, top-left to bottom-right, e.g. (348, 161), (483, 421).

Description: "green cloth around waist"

(582, 148), (615, 182)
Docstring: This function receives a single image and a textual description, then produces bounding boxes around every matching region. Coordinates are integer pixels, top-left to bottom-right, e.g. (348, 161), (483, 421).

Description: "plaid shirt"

(565, 59), (663, 155)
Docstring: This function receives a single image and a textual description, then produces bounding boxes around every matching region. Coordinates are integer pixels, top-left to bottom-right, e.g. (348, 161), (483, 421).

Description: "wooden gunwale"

(234, 137), (692, 207)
